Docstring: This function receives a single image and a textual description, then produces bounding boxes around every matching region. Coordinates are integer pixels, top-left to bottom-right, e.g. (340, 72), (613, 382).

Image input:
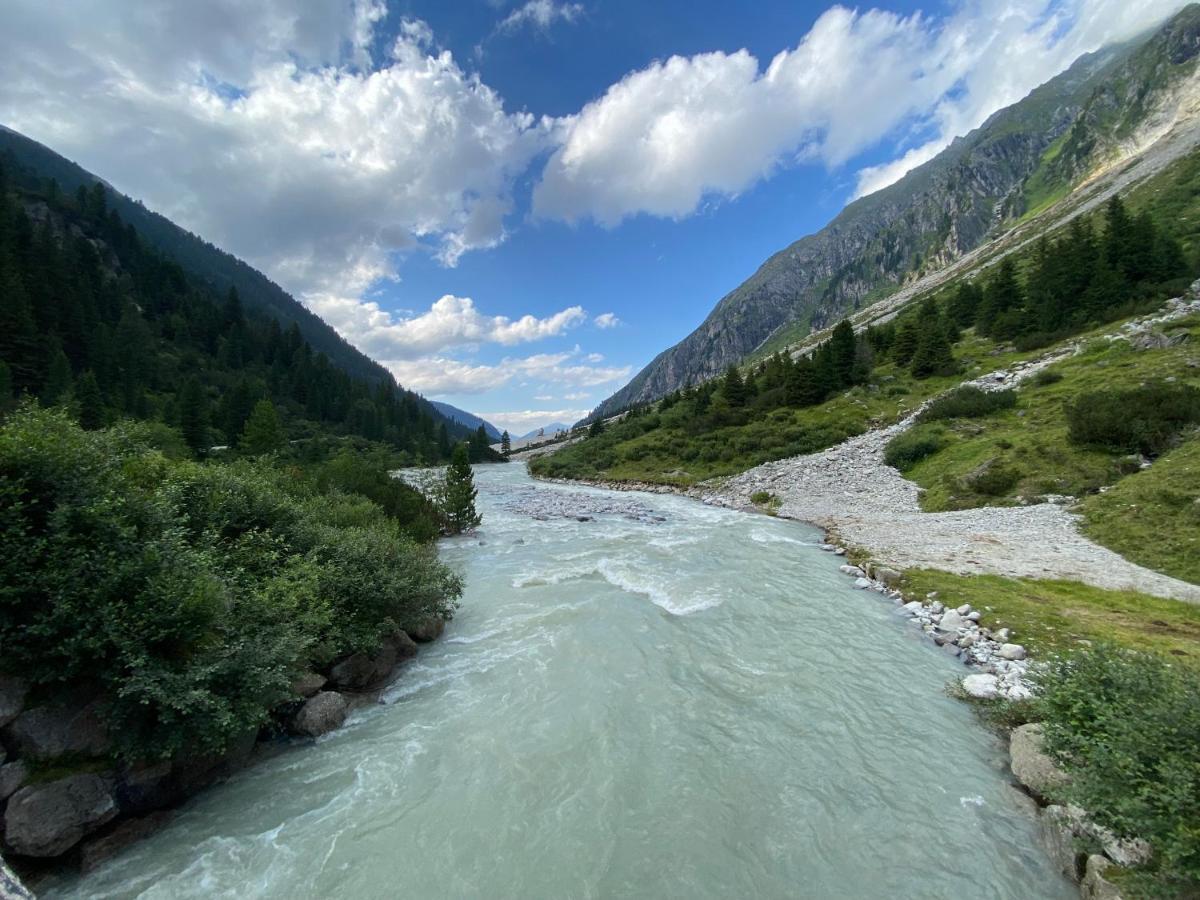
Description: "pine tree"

(240, 398), (284, 455)
(828, 320), (857, 388)
(720, 365), (747, 407)
(891, 318), (920, 365)
(178, 377), (210, 455)
(74, 371), (104, 429)
(588, 418), (605, 438)
(42, 345), (73, 405)
(784, 356), (822, 407)
(0, 360), (13, 415)
(909, 320), (956, 378)
(500, 430), (511, 455)
(443, 443), (481, 535)
(948, 282), (982, 328)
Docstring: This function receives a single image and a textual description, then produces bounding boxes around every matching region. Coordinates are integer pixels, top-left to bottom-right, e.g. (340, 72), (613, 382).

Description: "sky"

(0, 0), (1188, 435)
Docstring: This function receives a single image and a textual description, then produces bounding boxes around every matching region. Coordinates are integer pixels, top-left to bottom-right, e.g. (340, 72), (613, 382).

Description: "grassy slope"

(902, 571), (1200, 666)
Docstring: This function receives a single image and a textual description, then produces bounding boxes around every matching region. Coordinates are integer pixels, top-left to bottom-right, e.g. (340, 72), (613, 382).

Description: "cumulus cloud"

(306, 293), (585, 360)
(499, 0), (584, 33)
(533, 0), (1189, 222)
(477, 409), (589, 434)
(383, 349), (631, 395)
(593, 312), (621, 328)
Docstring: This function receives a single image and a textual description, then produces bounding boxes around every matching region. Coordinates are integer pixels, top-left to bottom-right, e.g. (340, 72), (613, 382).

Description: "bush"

(918, 386), (1017, 423)
(1066, 381), (1200, 456)
(0, 406), (461, 760)
(1032, 368), (1064, 386)
(884, 428), (947, 471)
(1034, 645), (1200, 891)
(964, 459), (1021, 496)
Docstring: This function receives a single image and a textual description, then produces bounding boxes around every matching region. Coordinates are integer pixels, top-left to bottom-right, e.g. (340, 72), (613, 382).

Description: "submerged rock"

(4, 773), (118, 857)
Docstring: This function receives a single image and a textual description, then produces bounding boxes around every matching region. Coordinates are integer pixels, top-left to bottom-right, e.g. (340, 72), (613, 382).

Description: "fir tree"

(74, 371), (104, 429)
(828, 320), (857, 388)
(589, 418), (605, 438)
(443, 443), (481, 534)
(720, 365), (747, 407)
(784, 357), (822, 407)
(178, 377), (210, 455)
(42, 345), (73, 405)
(500, 430), (511, 455)
(239, 398), (284, 455)
(891, 318), (920, 365)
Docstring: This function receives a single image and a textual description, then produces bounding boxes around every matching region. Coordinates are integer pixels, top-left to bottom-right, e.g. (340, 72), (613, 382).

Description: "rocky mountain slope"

(430, 402), (502, 440)
(587, 4), (1200, 422)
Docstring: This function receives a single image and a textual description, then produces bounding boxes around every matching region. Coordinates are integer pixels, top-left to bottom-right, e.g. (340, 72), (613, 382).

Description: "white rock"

(839, 565), (865, 577)
(853, 577), (871, 589)
(962, 674), (1000, 700)
(956, 604), (972, 615)
(999, 643), (1027, 661)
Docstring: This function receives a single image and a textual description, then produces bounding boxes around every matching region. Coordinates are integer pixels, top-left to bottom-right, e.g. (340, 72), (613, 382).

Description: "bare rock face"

(1010, 724), (1070, 802)
(2, 699), (111, 761)
(1039, 805), (1087, 882)
(1081, 854), (1125, 900)
(0, 761), (29, 802)
(3, 774), (118, 858)
(293, 692), (348, 738)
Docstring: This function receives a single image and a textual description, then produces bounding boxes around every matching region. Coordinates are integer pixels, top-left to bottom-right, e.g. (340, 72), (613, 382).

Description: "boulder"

(404, 617), (446, 643)
(998, 643), (1027, 661)
(899, 601), (924, 617)
(290, 672), (327, 698)
(961, 674), (1000, 700)
(0, 761), (29, 801)
(1039, 804), (1085, 882)
(838, 564), (865, 578)
(956, 604), (972, 615)
(872, 567), (903, 587)
(114, 761), (177, 815)
(2, 699), (111, 761)
(853, 577), (871, 589)
(292, 692), (348, 738)
(79, 811), (173, 873)
(938, 609), (964, 637)
(0, 678), (28, 730)
(1010, 724), (1069, 801)
(3, 774), (118, 857)
(1080, 855), (1124, 900)
(387, 629), (420, 662)
(329, 648), (395, 692)
(0, 854), (34, 900)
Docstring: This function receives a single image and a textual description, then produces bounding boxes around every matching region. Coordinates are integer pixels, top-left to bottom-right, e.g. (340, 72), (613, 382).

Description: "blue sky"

(0, 0), (1187, 434)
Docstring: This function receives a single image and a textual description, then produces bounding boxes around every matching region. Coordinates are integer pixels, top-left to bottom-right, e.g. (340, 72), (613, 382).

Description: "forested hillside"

(0, 153), (484, 461)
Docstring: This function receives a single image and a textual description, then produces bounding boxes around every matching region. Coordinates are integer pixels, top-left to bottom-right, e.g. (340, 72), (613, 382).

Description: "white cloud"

(533, 394), (555, 401)
(563, 391), (591, 401)
(533, 0), (1189, 222)
(384, 348), (630, 396)
(585, 352), (604, 362)
(499, 0), (584, 33)
(306, 293), (585, 360)
(0, 2), (549, 306)
(478, 409), (589, 434)
(593, 312), (621, 328)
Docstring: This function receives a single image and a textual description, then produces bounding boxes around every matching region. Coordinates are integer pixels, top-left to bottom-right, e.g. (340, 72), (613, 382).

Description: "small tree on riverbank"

(501, 430), (511, 455)
(443, 443), (481, 534)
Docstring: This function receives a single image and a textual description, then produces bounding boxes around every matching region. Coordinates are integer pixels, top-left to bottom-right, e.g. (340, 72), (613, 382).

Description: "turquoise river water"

(49, 464), (1072, 899)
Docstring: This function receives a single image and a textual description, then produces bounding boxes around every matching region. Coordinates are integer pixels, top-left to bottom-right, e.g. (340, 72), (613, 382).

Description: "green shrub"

(918, 387), (1017, 423)
(884, 428), (947, 471)
(1032, 368), (1064, 386)
(1035, 645), (1200, 892)
(0, 406), (461, 760)
(1066, 381), (1200, 456)
(964, 459), (1021, 496)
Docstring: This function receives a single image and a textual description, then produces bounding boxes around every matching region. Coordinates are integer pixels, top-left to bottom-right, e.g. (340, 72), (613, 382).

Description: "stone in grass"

(961, 673), (1000, 700)
(998, 643), (1027, 661)
(1010, 724), (1069, 802)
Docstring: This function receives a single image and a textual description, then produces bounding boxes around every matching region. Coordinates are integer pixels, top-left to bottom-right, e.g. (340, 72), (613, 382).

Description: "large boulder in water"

(293, 692), (348, 737)
(328, 630), (418, 691)
(405, 617), (445, 643)
(3, 773), (118, 857)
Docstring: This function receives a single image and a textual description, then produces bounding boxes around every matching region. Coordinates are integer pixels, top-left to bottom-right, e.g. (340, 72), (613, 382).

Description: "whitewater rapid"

(48, 464), (1071, 899)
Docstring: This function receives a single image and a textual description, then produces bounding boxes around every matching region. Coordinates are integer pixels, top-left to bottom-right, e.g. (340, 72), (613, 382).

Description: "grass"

(1082, 438), (1200, 585)
(901, 570), (1200, 667)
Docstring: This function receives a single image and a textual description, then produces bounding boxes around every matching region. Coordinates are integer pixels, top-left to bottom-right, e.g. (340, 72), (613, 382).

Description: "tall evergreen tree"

(74, 371), (104, 430)
(0, 360), (13, 415)
(178, 377), (209, 455)
(42, 345), (73, 405)
(443, 443), (481, 535)
(239, 398), (284, 455)
(828, 320), (857, 388)
(720, 365), (747, 407)
(500, 430), (511, 455)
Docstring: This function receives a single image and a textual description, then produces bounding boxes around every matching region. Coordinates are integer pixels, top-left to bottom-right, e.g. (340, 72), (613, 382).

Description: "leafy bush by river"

(0, 406), (461, 761)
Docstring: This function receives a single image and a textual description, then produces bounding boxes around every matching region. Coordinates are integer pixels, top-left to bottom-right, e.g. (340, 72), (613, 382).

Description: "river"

(49, 464), (1071, 899)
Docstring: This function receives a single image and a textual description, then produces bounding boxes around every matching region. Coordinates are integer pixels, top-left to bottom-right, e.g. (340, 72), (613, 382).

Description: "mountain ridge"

(585, 4), (1200, 423)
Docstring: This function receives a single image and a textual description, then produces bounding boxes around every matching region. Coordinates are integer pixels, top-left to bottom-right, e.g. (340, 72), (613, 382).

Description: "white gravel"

(698, 295), (1200, 603)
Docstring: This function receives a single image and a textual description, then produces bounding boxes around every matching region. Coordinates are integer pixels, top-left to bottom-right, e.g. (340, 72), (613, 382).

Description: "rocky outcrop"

(0, 762), (28, 802)
(405, 617), (446, 643)
(0, 679), (28, 730)
(2, 700), (110, 761)
(1011, 724), (1070, 802)
(1040, 804), (1088, 882)
(1081, 854), (1125, 900)
(292, 692), (348, 738)
(3, 774), (118, 857)
(328, 630), (418, 692)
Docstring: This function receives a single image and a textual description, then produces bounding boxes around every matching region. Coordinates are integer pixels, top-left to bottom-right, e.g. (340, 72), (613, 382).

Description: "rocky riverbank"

(0, 618), (447, 893)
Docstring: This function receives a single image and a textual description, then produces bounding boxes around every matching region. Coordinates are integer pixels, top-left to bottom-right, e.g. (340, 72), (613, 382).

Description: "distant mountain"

(587, 4), (1200, 421)
(519, 423), (570, 441)
(429, 402), (502, 440)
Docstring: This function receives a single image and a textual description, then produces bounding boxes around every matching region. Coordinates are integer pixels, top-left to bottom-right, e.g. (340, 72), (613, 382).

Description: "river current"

(51, 464), (1071, 899)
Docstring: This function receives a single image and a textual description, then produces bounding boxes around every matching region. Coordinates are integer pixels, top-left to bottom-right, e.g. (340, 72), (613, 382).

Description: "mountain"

(0, 129), (480, 455)
(0, 127), (388, 386)
(519, 422), (570, 441)
(429, 401), (502, 440)
(587, 5), (1200, 422)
